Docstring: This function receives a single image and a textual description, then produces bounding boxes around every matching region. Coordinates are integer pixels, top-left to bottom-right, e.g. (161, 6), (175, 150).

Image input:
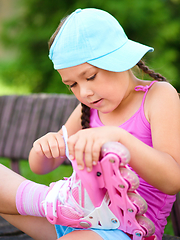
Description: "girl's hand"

(33, 132), (66, 159)
(67, 126), (120, 171)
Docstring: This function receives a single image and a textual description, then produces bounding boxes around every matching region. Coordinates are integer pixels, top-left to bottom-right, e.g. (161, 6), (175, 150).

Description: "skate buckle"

(133, 230), (144, 240)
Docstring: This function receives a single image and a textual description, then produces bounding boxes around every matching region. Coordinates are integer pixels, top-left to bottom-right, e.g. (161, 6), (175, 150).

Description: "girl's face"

(58, 63), (131, 114)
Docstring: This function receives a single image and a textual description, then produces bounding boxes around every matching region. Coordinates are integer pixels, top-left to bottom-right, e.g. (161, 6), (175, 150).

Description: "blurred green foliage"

(0, 0), (180, 93)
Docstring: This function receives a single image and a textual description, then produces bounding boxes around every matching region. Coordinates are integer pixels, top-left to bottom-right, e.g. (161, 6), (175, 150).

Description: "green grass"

(164, 216), (174, 236)
(0, 158), (73, 185)
(0, 158), (174, 235)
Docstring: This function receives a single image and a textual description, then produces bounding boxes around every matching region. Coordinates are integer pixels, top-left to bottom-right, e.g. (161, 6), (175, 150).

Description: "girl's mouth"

(93, 99), (101, 104)
(91, 98), (103, 107)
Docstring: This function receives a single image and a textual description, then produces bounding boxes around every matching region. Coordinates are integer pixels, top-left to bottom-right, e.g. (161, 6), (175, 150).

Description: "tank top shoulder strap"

(134, 80), (157, 105)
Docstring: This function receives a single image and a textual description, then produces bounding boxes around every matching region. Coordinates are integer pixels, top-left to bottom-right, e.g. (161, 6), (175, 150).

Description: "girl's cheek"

(71, 88), (79, 97)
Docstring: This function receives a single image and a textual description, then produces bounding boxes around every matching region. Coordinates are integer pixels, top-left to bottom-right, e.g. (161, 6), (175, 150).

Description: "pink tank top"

(90, 81), (176, 240)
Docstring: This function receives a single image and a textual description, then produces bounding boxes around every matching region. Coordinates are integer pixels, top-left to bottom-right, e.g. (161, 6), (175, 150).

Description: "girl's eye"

(87, 74), (96, 81)
(70, 82), (77, 88)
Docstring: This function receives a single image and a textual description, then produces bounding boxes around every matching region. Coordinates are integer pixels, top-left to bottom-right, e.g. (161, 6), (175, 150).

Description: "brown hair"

(48, 19), (167, 130)
(48, 17), (68, 50)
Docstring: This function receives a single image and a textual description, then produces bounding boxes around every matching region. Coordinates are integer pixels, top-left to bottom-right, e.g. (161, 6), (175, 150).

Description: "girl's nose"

(80, 86), (93, 98)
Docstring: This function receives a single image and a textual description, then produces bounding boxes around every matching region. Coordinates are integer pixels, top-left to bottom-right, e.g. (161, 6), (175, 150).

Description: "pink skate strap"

(62, 125), (107, 206)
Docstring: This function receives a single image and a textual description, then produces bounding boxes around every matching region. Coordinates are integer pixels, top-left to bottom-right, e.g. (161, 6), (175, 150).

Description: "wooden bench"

(0, 94), (179, 240)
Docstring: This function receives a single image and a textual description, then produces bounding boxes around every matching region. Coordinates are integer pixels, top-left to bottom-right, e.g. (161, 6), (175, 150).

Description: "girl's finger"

(33, 140), (44, 156)
(38, 133), (56, 158)
(40, 140), (53, 159)
(67, 135), (78, 161)
(92, 140), (104, 165)
(74, 139), (86, 170)
(84, 140), (93, 171)
(55, 133), (66, 157)
(48, 136), (60, 159)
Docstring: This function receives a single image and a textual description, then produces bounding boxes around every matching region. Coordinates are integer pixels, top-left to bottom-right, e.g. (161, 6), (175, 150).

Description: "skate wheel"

(136, 215), (155, 237)
(119, 168), (139, 191)
(101, 142), (130, 165)
(127, 192), (147, 215)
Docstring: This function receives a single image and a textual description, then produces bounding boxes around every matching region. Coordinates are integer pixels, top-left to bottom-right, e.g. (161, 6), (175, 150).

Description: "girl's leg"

(0, 163), (26, 214)
(0, 164), (57, 239)
(58, 229), (131, 240)
(1, 214), (57, 240)
(59, 230), (103, 240)
(0, 163), (48, 217)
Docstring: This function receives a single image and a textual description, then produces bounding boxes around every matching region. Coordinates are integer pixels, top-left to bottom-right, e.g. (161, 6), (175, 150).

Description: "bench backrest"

(0, 94), (79, 171)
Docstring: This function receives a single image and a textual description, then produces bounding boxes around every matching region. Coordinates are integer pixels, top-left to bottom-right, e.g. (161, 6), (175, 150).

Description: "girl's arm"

(133, 81), (180, 194)
(29, 103), (82, 174)
(67, 82), (180, 195)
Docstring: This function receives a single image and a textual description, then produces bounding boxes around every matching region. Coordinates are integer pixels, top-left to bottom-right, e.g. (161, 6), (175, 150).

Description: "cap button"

(75, 9), (82, 13)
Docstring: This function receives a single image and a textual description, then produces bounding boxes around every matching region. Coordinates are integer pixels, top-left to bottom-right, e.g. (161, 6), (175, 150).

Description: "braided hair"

(81, 103), (91, 129)
(136, 60), (167, 82)
(81, 60), (167, 129)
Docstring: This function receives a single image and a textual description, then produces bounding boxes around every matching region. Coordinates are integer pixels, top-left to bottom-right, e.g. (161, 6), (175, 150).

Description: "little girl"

(0, 8), (180, 240)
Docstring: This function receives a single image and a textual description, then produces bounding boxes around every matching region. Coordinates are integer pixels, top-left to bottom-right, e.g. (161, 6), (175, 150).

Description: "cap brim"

(88, 39), (154, 72)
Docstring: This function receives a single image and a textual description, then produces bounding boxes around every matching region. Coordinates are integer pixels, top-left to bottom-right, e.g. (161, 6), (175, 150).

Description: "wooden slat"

(22, 95), (45, 159)
(11, 96), (35, 159)
(3, 96), (25, 158)
(171, 193), (180, 236)
(58, 95), (80, 125)
(0, 216), (33, 239)
(0, 216), (21, 235)
(0, 96), (18, 157)
(0, 235), (33, 239)
(35, 95), (57, 138)
(10, 158), (20, 174)
(0, 96), (5, 127)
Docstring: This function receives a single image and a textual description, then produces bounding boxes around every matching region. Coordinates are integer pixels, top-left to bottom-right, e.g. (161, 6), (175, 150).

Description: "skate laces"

(61, 171), (95, 215)
(62, 125), (70, 159)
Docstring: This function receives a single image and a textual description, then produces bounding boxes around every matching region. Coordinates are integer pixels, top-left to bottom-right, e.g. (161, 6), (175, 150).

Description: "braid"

(81, 103), (90, 129)
(137, 60), (167, 82)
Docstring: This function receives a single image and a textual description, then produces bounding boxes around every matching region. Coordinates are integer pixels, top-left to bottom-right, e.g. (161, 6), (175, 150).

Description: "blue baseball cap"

(49, 8), (154, 72)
